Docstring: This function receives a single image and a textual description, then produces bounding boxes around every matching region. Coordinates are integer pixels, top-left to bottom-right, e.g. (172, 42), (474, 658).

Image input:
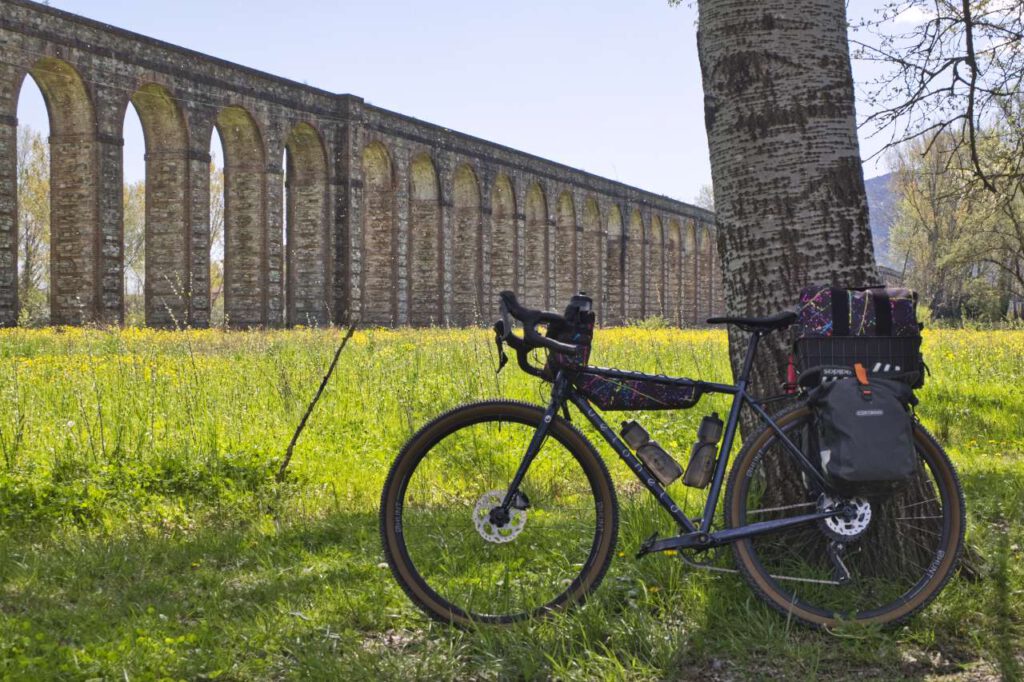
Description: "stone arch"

(581, 198), (601, 318)
(215, 106), (266, 328)
(127, 83), (190, 328)
(649, 215), (665, 318)
(21, 57), (99, 326)
(524, 181), (548, 308)
(490, 173), (516, 315)
(683, 220), (697, 325)
(284, 122), (329, 326)
(451, 164), (482, 325)
(360, 141), (395, 326)
(409, 153), (442, 326)
(666, 219), (682, 326)
(554, 191), (576, 307)
(626, 208), (644, 321)
(605, 205), (624, 326)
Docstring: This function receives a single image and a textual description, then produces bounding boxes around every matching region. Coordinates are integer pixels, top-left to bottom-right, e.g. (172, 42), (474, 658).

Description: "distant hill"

(865, 172), (898, 268)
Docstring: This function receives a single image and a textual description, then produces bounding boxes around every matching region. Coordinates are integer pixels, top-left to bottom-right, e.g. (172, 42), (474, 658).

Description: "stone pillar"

(186, 147), (211, 329)
(331, 125), (351, 325)
(49, 131), (100, 326)
(0, 111), (16, 326)
(393, 152), (410, 325)
(223, 158), (267, 328)
(144, 148), (191, 328)
(266, 161), (285, 327)
(682, 221), (697, 325)
(95, 129), (124, 326)
(437, 158), (454, 326)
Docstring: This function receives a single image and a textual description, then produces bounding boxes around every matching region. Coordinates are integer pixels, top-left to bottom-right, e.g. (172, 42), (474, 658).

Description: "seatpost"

(737, 331), (762, 385)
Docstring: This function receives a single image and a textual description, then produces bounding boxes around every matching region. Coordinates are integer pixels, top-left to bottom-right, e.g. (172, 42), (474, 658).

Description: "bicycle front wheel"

(726, 405), (965, 628)
(380, 400), (618, 625)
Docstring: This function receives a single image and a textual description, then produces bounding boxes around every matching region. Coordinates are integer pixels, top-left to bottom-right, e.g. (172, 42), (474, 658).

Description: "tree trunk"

(697, 0), (879, 400)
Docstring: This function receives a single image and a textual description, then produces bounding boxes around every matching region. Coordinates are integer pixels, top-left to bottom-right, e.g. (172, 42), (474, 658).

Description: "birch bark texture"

(697, 0), (879, 394)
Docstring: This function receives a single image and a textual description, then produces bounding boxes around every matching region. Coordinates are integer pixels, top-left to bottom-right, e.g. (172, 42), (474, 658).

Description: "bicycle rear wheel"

(380, 400), (618, 625)
(725, 405), (965, 627)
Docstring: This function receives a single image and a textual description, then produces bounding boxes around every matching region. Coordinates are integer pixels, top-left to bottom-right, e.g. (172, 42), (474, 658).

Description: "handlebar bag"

(543, 296), (596, 375)
(807, 373), (917, 496)
(795, 285), (924, 387)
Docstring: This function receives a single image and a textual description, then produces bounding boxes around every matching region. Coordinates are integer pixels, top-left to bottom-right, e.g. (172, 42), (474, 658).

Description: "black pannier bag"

(795, 285), (924, 387)
(807, 365), (917, 496)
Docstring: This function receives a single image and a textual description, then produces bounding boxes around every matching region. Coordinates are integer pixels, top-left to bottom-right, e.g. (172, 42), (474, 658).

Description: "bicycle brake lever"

(493, 321), (509, 374)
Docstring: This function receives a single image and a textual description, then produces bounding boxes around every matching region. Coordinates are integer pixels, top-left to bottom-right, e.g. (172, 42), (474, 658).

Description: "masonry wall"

(0, 0), (720, 329)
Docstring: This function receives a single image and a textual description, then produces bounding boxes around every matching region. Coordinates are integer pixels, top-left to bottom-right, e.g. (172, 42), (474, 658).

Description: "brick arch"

(489, 173), (516, 314)
(581, 198), (601, 317)
(451, 164), (481, 325)
(524, 181), (548, 308)
(554, 191), (576, 308)
(605, 205), (624, 325)
(284, 122), (328, 327)
(126, 83), (190, 328)
(360, 141), (395, 325)
(626, 208), (644, 321)
(409, 153), (441, 326)
(683, 220), (697, 325)
(649, 215), (665, 318)
(19, 57), (99, 325)
(215, 105), (266, 328)
(666, 218), (682, 325)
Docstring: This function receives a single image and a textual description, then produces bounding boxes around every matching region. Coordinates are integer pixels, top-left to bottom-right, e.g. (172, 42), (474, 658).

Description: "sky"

(15, 0), (896, 201)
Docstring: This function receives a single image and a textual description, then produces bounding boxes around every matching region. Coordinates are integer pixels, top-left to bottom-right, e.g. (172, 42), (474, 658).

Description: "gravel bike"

(380, 291), (965, 627)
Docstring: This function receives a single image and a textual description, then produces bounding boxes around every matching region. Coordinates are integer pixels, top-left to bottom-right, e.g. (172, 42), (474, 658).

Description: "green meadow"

(0, 326), (1020, 680)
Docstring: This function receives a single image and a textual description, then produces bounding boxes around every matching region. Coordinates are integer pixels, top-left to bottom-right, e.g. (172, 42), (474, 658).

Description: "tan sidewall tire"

(726, 405), (965, 628)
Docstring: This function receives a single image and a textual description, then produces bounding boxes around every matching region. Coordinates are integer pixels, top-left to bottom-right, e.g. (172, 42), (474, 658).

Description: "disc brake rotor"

(818, 493), (872, 542)
(473, 490), (527, 544)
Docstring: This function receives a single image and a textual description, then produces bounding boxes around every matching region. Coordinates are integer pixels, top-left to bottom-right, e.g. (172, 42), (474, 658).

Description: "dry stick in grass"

(276, 323), (358, 482)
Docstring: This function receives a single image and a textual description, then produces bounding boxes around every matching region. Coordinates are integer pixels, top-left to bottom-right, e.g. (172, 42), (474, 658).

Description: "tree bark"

(697, 0), (879, 401)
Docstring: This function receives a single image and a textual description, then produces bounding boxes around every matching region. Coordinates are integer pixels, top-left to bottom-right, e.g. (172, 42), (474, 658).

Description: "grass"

(0, 325), (1021, 680)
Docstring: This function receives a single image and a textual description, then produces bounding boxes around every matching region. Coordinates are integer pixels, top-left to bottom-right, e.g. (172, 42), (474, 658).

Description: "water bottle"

(620, 420), (683, 487)
(683, 413), (723, 488)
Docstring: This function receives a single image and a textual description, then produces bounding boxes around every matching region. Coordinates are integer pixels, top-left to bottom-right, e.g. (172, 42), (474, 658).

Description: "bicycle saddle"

(706, 310), (797, 332)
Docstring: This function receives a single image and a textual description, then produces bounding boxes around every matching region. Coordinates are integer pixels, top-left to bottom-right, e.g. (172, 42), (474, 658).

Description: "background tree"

(16, 127), (49, 326)
(696, 0), (878, 397)
(694, 183), (715, 212)
(855, 0), (1024, 192)
(123, 181), (146, 325)
(209, 155), (226, 326)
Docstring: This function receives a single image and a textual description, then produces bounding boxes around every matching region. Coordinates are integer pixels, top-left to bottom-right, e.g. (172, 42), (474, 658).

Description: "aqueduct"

(0, 0), (721, 328)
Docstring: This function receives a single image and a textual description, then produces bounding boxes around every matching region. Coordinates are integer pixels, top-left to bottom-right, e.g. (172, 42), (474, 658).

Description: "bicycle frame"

(501, 330), (847, 554)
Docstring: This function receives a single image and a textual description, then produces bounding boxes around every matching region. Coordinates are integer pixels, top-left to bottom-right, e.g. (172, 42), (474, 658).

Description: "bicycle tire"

(725, 404), (965, 628)
(380, 400), (618, 625)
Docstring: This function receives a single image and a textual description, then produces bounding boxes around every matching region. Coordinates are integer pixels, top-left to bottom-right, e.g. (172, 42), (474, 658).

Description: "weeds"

(0, 326), (1019, 679)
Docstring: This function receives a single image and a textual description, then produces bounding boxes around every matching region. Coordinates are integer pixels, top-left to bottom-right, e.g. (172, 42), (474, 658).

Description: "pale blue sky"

(16, 0), (891, 200)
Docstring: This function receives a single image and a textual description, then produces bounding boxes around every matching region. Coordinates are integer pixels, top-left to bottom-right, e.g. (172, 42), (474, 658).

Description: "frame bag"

(808, 365), (917, 496)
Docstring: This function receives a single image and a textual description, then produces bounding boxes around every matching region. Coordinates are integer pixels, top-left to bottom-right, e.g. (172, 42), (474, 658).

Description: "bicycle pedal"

(636, 532), (660, 559)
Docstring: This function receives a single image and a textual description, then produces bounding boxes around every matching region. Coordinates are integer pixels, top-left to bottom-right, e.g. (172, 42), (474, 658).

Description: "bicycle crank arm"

(638, 508), (845, 556)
